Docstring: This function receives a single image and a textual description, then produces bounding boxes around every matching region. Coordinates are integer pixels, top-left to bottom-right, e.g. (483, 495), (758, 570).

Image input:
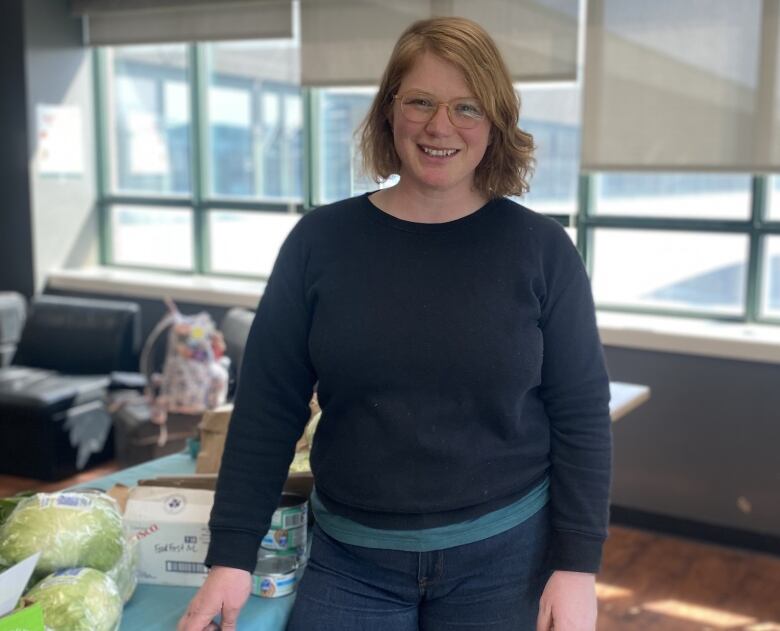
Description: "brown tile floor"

(0, 461), (121, 496)
(2, 468), (778, 630)
(597, 526), (780, 630)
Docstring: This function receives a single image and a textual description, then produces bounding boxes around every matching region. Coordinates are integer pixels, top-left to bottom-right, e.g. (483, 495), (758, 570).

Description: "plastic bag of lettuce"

(107, 532), (139, 604)
(22, 567), (122, 631)
(0, 491), (133, 630)
(0, 492), (124, 576)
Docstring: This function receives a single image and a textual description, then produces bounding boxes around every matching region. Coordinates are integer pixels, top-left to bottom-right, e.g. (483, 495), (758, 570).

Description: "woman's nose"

(425, 103), (454, 133)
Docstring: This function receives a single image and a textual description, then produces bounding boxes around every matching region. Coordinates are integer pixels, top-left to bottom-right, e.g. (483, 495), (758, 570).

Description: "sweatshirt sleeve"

(537, 223), (612, 574)
(205, 219), (317, 572)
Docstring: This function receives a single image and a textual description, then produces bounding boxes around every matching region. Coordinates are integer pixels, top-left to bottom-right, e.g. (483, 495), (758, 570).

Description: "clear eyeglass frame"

(393, 92), (486, 129)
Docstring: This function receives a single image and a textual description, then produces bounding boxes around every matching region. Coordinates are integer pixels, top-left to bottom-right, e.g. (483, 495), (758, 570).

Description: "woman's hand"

(536, 570), (597, 631)
(177, 566), (252, 631)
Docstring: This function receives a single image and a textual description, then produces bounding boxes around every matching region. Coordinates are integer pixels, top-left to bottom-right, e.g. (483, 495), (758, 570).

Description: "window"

(110, 206), (193, 270)
(585, 173), (760, 317)
(99, 36), (302, 277)
(593, 173), (752, 220)
(517, 83), (581, 218)
(205, 40), (303, 201)
(313, 88), (376, 205)
(106, 45), (191, 196)
(768, 176), (780, 222)
(591, 229), (748, 315)
(209, 210), (300, 277)
(95, 45), (779, 325)
(763, 236), (780, 319)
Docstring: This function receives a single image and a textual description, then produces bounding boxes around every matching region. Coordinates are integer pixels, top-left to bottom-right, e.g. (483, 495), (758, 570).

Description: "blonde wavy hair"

(359, 16), (535, 199)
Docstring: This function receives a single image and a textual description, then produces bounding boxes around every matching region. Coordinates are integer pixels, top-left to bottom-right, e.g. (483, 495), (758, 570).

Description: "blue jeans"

(287, 503), (552, 630)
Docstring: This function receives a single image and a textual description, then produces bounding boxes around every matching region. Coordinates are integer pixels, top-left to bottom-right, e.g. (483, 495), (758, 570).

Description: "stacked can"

(251, 492), (308, 598)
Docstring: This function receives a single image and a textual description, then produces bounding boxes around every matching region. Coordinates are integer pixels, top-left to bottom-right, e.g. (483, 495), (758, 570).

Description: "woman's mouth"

(419, 145), (459, 158)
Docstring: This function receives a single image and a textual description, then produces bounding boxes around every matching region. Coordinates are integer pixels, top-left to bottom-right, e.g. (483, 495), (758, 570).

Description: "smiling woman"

(179, 17), (610, 631)
(360, 17), (535, 214)
(373, 51), (494, 220)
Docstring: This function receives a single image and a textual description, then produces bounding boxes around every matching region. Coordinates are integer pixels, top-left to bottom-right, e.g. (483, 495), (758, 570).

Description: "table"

(74, 381), (649, 630)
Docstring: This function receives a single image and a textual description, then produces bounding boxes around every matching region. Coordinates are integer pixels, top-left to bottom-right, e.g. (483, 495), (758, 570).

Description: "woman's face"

(390, 52), (492, 198)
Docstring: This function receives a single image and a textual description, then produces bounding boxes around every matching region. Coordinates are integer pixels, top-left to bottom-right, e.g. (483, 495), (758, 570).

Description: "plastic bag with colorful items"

(140, 299), (230, 442)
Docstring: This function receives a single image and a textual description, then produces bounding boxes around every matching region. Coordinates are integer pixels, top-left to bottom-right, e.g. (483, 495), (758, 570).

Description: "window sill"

(48, 268), (780, 366)
(47, 267), (264, 309)
(598, 311), (780, 365)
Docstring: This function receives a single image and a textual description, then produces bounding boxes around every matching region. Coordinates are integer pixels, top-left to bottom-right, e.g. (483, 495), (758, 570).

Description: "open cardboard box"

(122, 484), (215, 587)
(134, 472), (314, 500)
(116, 471), (313, 587)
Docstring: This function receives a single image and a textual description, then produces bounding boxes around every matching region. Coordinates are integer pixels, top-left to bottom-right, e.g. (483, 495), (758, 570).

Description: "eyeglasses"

(393, 92), (486, 129)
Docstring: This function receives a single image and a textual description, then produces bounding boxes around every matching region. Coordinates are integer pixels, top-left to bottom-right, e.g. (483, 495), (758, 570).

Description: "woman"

(179, 16), (611, 631)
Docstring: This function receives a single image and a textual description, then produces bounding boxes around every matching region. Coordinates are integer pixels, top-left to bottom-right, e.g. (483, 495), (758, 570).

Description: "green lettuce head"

(0, 492), (124, 575)
(106, 533), (139, 604)
(25, 568), (122, 631)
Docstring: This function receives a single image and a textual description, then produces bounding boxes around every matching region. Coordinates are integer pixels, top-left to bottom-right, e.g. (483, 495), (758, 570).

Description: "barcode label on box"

(165, 561), (208, 574)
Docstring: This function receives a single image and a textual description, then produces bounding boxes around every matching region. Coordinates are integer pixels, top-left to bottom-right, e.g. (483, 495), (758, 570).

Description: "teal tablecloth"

(72, 453), (296, 631)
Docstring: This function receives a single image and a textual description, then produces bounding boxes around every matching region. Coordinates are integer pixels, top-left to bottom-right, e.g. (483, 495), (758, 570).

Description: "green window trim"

(93, 46), (780, 326)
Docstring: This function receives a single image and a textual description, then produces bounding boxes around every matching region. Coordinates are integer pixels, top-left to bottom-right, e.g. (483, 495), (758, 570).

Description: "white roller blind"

(300, 0), (428, 87)
(74, 0), (293, 45)
(581, 0), (780, 172)
(450, 0), (579, 82)
(301, 0), (579, 86)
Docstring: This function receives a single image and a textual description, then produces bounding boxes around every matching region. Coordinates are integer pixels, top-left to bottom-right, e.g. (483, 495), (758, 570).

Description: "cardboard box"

(123, 486), (214, 587)
(135, 472), (314, 500)
(0, 554), (44, 631)
(121, 471), (316, 588)
(195, 405), (232, 474)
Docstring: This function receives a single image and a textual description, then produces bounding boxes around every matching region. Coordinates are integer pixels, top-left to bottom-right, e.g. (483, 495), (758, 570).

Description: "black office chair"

(220, 306), (255, 398)
(0, 295), (141, 480)
(0, 291), (26, 368)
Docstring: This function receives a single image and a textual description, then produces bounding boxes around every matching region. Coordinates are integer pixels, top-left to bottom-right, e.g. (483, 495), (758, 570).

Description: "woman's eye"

(456, 103), (483, 117)
(407, 97), (434, 108)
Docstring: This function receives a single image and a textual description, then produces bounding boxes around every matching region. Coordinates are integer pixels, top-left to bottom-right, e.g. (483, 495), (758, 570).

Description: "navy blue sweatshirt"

(205, 194), (612, 574)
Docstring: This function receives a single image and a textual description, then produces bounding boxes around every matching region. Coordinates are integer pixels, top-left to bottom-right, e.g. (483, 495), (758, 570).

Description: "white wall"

(24, 0), (99, 293)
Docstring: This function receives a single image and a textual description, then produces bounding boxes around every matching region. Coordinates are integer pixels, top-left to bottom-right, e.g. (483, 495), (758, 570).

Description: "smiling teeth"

(422, 147), (457, 157)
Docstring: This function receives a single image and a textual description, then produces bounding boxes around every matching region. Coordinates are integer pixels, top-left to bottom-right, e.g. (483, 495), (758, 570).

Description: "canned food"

(255, 548), (298, 574)
(250, 570), (298, 598)
(251, 550), (299, 598)
(261, 493), (307, 554)
(270, 493), (307, 529)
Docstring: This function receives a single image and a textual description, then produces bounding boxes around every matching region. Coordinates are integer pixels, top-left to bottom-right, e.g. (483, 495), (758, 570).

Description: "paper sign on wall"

(36, 105), (84, 176)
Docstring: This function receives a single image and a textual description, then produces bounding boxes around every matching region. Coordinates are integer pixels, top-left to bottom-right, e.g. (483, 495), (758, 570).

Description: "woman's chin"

(403, 173), (464, 194)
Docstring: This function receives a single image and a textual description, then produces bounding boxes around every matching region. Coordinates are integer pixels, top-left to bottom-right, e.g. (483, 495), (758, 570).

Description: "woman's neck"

(369, 183), (488, 224)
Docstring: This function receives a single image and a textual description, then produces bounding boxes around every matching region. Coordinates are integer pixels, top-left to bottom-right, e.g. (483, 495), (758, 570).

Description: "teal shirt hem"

(311, 478), (550, 552)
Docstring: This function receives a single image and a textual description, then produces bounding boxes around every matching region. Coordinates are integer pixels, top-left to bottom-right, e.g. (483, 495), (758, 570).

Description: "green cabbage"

(25, 568), (122, 631)
(0, 492), (123, 575)
(106, 533), (139, 603)
(0, 495), (28, 527)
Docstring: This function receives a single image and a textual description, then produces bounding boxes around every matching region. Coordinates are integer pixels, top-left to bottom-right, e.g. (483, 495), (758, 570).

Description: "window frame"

(94, 44), (309, 280)
(94, 46), (780, 325)
(578, 174), (780, 325)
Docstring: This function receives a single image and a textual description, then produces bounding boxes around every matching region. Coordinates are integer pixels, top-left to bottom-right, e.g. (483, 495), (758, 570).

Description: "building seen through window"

(206, 40), (303, 201)
(108, 45), (191, 196)
(98, 43), (780, 323)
